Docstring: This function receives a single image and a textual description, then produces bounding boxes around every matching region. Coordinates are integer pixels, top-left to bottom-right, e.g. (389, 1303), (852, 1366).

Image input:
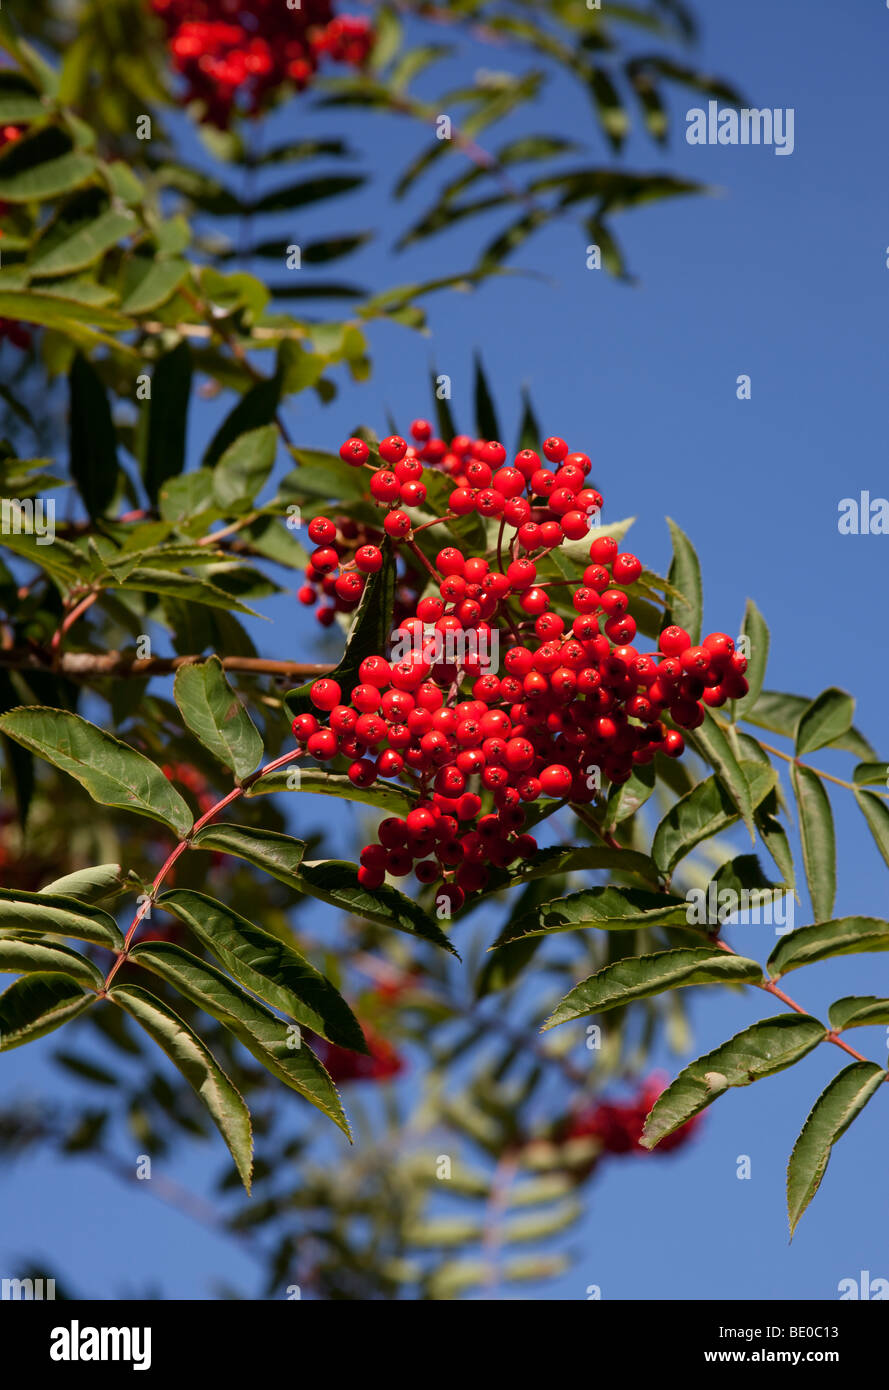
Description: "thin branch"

(0, 649), (335, 681)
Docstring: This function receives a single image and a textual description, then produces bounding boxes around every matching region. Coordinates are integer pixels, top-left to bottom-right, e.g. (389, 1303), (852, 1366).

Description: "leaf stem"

(100, 747), (305, 995)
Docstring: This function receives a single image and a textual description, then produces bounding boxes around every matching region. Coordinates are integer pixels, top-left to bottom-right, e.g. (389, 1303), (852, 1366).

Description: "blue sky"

(2, 0), (889, 1299)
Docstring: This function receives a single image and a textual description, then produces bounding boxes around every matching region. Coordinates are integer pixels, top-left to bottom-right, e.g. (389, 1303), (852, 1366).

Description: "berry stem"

(49, 590), (99, 662)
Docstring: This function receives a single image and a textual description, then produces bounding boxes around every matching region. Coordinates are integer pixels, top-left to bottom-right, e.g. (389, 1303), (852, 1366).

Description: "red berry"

(659, 625), (692, 658)
(384, 510), (412, 539)
(308, 516), (336, 545)
(542, 436), (569, 463)
(369, 469), (401, 503)
(310, 678), (341, 711)
(379, 435), (408, 464)
(340, 437), (369, 467)
(612, 552), (642, 585)
(355, 544), (383, 574)
(589, 535), (617, 566)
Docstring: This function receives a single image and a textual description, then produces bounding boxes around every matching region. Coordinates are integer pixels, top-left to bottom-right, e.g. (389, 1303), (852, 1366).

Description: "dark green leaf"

(494, 885), (691, 947)
(854, 789), (889, 870)
(652, 762), (776, 875)
(140, 341), (193, 505)
(768, 917), (889, 978)
(125, 945), (350, 1135)
(795, 688), (855, 756)
(787, 1062), (886, 1236)
(0, 972), (95, 1050)
(731, 598), (769, 719)
(641, 1014), (827, 1148)
(212, 425), (276, 512)
(173, 658), (262, 782)
(68, 353), (118, 518)
(828, 996), (889, 1031)
(474, 355), (500, 441)
(0, 886), (123, 950)
(297, 860), (457, 955)
(0, 937), (103, 990)
(109, 982), (253, 1191)
(664, 517), (701, 643)
(544, 947), (762, 1030)
(157, 886), (364, 1051)
(791, 762), (836, 921)
(0, 707), (193, 838)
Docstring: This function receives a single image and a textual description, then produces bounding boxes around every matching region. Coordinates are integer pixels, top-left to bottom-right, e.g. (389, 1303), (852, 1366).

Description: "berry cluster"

(292, 423), (747, 910)
(151, 0), (374, 126)
(563, 1075), (701, 1160)
(312, 1023), (405, 1083)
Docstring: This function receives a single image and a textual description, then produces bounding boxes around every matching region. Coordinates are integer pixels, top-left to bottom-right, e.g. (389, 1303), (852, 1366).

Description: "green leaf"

(0, 291), (129, 336)
(109, 983), (253, 1191)
(795, 688), (855, 756)
(481, 844), (658, 896)
(688, 711), (755, 835)
(189, 823), (304, 886)
(124, 946), (349, 1137)
(0, 149), (96, 202)
(212, 425), (276, 512)
(828, 996), (889, 1031)
(603, 761), (656, 829)
(517, 387), (541, 454)
(787, 1062), (886, 1237)
(244, 767), (417, 816)
(140, 341), (193, 505)
(280, 449), (368, 503)
(68, 352), (119, 518)
(744, 690), (875, 759)
(114, 568), (259, 616)
(0, 973), (95, 1051)
(250, 174), (364, 215)
(173, 658), (262, 782)
(494, 885), (691, 947)
(731, 598), (769, 719)
(768, 917), (889, 978)
(0, 708), (193, 838)
(543, 947), (763, 1030)
(755, 788), (795, 889)
(854, 789), (889, 870)
(641, 1014), (827, 1148)
(285, 538), (396, 721)
(203, 377), (282, 469)
(664, 517), (702, 643)
(652, 762), (776, 875)
(40, 864), (126, 905)
(120, 259), (189, 315)
(791, 762), (836, 921)
(853, 762), (889, 787)
(296, 860), (458, 955)
(0, 937), (103, 990)
(30, 208), (135, 277)
(0, 886), (123, 950)
(474, 355), (500, 441)
(157, 886), (364, 1051)
(158, 470), (214, 523)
